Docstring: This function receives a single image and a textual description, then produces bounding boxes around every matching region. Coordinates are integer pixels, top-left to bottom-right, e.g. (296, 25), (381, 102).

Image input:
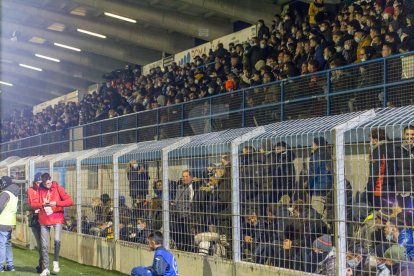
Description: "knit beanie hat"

(313, 235), (333, 252)
(384, 7), (394, 15)
(384, 245), (407, 262)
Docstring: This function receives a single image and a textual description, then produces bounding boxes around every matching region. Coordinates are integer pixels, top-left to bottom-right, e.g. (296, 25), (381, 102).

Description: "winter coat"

(0, 183), (20, 232)
(269, 150), (296, 193)
(309, 147), (333, 195)
(315, 249), (336, 276)
(240, 152), (270, 202)
(28, 181), (73, 225)
(127, 168), (150, 199)
(365, 141), (396, 204)
(172, 182), (194, 219)
(395, 142), (414, 194)
(398, 228), (414, 259)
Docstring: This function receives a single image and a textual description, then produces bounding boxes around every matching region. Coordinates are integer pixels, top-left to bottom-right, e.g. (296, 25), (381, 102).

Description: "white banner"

(142, 25), (257, 73)
(175, 25), (257, 66)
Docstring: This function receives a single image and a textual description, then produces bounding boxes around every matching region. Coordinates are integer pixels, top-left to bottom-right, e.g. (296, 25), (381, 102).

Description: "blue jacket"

(399, 229), (414, 259)
(309, 147), (333, 195)
(150, 247), (178, 276)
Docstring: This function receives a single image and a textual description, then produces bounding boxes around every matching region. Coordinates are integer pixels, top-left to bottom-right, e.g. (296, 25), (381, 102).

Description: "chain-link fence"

(6, 106), (414, 275)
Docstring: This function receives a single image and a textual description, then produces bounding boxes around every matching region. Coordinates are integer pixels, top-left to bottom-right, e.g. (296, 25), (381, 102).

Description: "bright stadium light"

(19, 63), (43, 71)
(0, 81), (13, 86)
(77, 28), (107, 39)
(104, 12), (136, 23)
(54, 43), (81, 52)
(35, 54), (60, 63)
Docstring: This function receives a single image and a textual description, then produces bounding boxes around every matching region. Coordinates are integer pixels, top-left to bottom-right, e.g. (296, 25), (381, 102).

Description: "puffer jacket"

(28, 181), (73, 225)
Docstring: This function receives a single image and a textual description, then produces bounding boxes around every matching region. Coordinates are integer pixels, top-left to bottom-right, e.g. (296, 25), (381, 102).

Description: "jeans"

(31, 224), (43, 269)
(0, 230), (13, 269)
(131, 266), (153, 276)
(40, 224), (62, 269)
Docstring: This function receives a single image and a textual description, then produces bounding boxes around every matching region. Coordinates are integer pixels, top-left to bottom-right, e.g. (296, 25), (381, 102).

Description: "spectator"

(28, 173), (73, 276)
(365, 128), (396, 209)
(127, 160), (150, 209)
(62, 216), (77, 232)
(312, 234), (335, 276)
(355, 30), (372, 62)
(269, 141), (296, 203)
(130, 231), (178, 276)
(391, 125), (414, 212)
(27, 172), (44, 273)
(171, 170), (195, 252)
(241, 209), (266, 263)
(384, 216), (414, 260)
(308, 0), (325, 26)
(0, 176), (19, 273)
(257, 19), (270, 40)
(308, 137), (333, 220)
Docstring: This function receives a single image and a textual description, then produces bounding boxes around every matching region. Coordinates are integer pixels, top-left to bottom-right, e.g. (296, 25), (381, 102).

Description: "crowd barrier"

(1, 51), (414, 159)
(5, 106), (414, 275)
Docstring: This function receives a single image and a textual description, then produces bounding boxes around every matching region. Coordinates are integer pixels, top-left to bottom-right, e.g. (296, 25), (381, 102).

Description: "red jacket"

(28, 181), (73, 225)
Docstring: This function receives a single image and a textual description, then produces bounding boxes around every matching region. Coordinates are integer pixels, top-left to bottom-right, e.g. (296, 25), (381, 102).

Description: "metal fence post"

(161, 137), (191, 249)
(383, 58), (388, 108)
(241, 90), (246, 127)
(180, 103), (184, 137)
(75, 149), (99, 237)
(113, 144), (137, 241)
(280, 81), (285, 122)
(326, 70), (331, 116)
(230, 126), (265, 262)
(333, 110), (376, 276)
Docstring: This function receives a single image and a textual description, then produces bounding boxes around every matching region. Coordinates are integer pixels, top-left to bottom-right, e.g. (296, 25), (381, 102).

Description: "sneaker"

(5, 265), (15, 271)
(53, 261), (60, 273)
(40, 268), (50, 276)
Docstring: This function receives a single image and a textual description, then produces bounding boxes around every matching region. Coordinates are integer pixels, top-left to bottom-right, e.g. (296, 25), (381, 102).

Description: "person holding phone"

(28, 173), (73, 276)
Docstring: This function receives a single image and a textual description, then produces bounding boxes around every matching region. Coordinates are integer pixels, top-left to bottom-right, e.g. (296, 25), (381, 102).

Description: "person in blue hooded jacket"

(131, 231), (178, 276)
(308, 137), (333, 220)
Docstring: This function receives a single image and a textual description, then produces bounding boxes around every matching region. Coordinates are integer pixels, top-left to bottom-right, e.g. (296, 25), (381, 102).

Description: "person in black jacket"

(257, 19), (270, 40)
(269, 142), (296, 203)
(395, 125), (414, 212)
(364, 128), (396, 210)
(127, 160), (150, 210)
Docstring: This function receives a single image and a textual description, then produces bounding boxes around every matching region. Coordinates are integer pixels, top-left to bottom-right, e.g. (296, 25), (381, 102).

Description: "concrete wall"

(13, 222), (316, 276)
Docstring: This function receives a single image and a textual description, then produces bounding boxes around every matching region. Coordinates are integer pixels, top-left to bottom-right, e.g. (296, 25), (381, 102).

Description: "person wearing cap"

(0, 176), (19, 272)
(312, 234), (335, 275)
(308, 137), (333, 220)
(28, 173), (73, 276)
(27, 172), (45, 273)
(384, 215), (414, 260)
(375, 244), (405, 275)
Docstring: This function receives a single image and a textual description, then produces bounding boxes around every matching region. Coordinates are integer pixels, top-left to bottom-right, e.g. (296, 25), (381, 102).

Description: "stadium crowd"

(64, 124), (414, 275)
(1, 0), (414, 143)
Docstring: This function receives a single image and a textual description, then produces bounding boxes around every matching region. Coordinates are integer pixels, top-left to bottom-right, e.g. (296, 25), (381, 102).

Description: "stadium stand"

(1, 0), (414, 143)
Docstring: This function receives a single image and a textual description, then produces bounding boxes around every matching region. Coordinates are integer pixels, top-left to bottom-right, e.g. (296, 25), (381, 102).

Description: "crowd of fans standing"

(1, 0), (414, 143)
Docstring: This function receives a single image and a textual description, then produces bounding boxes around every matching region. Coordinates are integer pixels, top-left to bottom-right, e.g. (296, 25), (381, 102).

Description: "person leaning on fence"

(131, 231), (178, 276)
(27, 172), (44, 273)
(0, 176), (19, 272)
(308, 137), (333, 221)
(28, 172), (73, 276)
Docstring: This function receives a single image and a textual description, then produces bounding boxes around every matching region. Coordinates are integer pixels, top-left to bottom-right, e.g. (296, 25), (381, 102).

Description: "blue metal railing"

(1, 50), (414, 159)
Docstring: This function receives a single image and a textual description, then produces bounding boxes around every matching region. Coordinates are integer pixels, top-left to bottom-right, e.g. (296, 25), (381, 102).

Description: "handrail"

(1, 50), (413, 157)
